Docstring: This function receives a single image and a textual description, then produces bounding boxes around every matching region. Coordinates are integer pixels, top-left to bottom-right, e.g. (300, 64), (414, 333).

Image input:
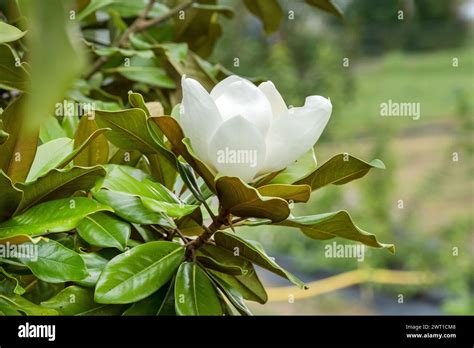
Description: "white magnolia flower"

(179, 75), (332, 183)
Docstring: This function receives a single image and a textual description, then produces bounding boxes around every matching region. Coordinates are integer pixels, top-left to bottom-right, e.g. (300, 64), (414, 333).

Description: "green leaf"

(208, 268), (267, 304)
(156, 45), (217, 90)
(95, 165), (196, 218)
(39, 116), (68, 143)
(257, 184), (311, 203)
(95, 241), (184, 304)
(16, 166), (106, 213)
(106, 0), (169, 18)
(243, 0), (283, 34)
(0, 266), (25, 295)
(122, 280), (174, 316)
(0, 294), (58, 315)
(95, 108), (168, 156)
(294, 154), (385, 191)
(197, 244), (249, 276)
(0, 299), (21, 315)
(73, 117), (109, 166)
(111, 65), (176, 89)
(0, 96), (39, 183)
(24, 0), (85, 128)
(76, 0), (114, 21)
(77, 212), (130, 251)
(275, 211), (395, 253)
(0, 171), (22, 222)
(208, 272), (252, 316)
(269, 148), (318, 184)
(76, 252), (109, 287)
(26, 137), (73, 182)
(216, 176), (290, 223)
(40, 285), (94, 315)
(196, 255), (243, 276)
(0, 43), (29, 91)
(93, 189), (174, 227)
(214, 231), (306, 289)
(0, 197), (112, 239)
(305, 0), (343, 18)
(174, 262), (223, 316)
(0, 22), (26, 44)
(18, 239), (88, 283)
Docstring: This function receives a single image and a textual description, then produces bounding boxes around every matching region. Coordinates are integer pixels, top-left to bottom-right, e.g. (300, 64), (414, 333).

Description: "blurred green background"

(211, 0), (474, 315)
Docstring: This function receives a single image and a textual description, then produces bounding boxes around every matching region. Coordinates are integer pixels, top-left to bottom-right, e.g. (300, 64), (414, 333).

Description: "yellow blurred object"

(267, 269), (439, 302)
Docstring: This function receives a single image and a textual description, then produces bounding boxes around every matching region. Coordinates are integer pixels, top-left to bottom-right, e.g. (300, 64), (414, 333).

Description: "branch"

(84, 0), (195, 79)
(185, 209), (227, 257)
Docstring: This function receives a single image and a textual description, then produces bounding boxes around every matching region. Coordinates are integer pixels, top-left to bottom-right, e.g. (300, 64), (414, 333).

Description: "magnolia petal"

(258, 96), (332, 175)
(208, 115), (266, 182)
(259, 81), (287, 119)
(213, 79), (272, 136)
(180, 76), (222, 164)
(210, 75), (244, 100)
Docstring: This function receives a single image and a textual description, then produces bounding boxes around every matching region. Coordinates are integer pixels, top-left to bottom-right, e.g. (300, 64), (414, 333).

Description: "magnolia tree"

(0, 0), (393, 315)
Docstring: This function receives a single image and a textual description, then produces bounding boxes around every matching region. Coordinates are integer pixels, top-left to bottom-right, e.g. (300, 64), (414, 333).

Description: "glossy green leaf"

(294, 154), (385, 191)
(95, 241), (184, 304)
(95, 109), (176, 184)
(26, 137), (73, 182)
(275, 211), (395, 253)
(40, 285), (124, 315)
(0, 294), (58, 315)
(18, 239), (88, 283)
(0, 197), (112, 239)
(305, 0), (343, 18)
(0, 96), (39, 183)
(110, 64), (175, 89)
(39, 116), (67, 143)
(76, 252), (109, 287)
(269, 148), (317, 184)
(95, 165), (196, 218)
(208, 268), (267, 304)
(208, 272), (252, 316)
(197, 244), (248, 276)
(0, 171), (22, 222)
(16, 166), (106, 213)
(57, 128), (110, 169)
(0, 266), (25, 295)
(77, 212), (130, 251)
(73, 117), (109, 166)
(174, 262), (223, 316)
(214, 231), (306, 289)
(0, 22), (26, 44)
(122, 280), (174, 316)
(243, 0), (283, 34)
(106, 0), (168, 18)
(0, 43), (29, 91)
(93, 189), (174, 227)
(76, 0), (114, 21)
(0, 299), (21, 315)
(216, 176), (290, 223)
(257, 184), (311, 203)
